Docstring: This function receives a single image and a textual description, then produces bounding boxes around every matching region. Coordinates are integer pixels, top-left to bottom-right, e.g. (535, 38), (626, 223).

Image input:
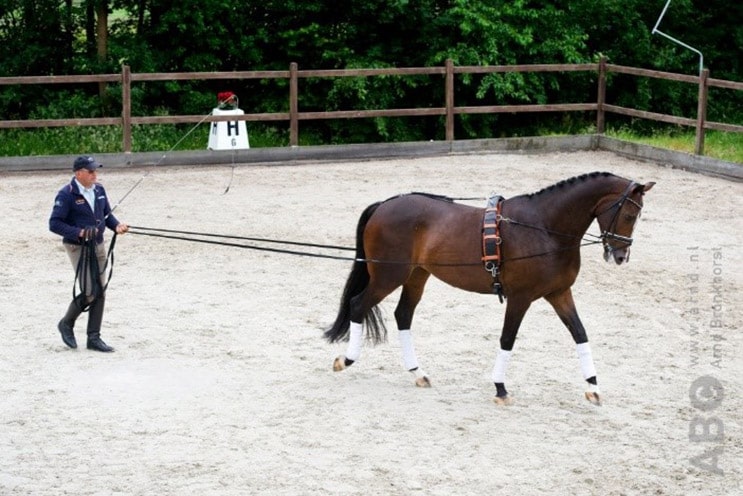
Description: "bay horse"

(324, 171), (655, 405)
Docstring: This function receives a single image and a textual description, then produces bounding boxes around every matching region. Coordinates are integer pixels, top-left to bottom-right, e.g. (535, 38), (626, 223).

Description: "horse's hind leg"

(394, 268), (431, 387)
(333, 292), (373, 371)
(333, 319), (363, 371)
(545, 288), (601, 405)
(334, 270), (408, 372)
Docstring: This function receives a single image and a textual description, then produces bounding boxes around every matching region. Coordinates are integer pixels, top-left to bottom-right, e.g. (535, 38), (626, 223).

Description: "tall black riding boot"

(58, 294), (86, 349)
(86, 295), (114, 352)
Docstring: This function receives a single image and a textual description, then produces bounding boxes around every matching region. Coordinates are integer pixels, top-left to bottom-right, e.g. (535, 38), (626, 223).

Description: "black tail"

(324, 201), (387, 345)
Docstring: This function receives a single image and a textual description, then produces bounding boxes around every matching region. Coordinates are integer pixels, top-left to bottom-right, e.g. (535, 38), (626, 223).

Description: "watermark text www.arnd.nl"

(686, 246), (725, 475)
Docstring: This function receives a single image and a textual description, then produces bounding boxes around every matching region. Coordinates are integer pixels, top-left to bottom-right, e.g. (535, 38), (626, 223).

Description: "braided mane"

(527, 171), (615, 198)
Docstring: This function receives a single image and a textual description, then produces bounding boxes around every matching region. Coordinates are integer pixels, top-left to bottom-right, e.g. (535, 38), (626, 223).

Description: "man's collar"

(73, 178), (94, 192)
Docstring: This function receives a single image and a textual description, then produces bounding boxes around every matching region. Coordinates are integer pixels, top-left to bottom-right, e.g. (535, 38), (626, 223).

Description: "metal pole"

(652, 0), (704, 75)
(652, 0), (708, 156)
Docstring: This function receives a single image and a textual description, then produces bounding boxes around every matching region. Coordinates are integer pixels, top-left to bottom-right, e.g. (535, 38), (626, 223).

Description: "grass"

(606, 127), (743, 164)
(0, 123), (288, 157)
(1, 125), (741, 165)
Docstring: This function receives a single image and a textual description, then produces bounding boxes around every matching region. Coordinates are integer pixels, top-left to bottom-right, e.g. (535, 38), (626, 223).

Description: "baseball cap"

(73, 156), (103, 171)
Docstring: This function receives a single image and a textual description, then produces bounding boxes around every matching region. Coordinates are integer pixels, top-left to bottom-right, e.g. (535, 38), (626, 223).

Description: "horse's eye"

(624, 214), (636, 222)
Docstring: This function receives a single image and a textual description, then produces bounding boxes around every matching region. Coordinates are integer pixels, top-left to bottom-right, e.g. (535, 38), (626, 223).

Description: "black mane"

(527, 171), (616, 198)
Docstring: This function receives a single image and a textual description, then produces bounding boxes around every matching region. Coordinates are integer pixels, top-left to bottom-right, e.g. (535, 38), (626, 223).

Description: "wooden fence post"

(290, 62), (299, 147)
(695, 68), (709, 155)
(121, 65), (132, 154)
(597, 56), (607, 134)
(445, 59), (454, 142)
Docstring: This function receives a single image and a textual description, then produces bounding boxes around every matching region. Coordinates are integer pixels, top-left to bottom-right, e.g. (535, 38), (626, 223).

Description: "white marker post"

(208, 93), (250, 150)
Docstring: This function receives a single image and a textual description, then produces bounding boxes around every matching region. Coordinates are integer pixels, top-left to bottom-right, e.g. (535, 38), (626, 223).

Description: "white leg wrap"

(576, 342), (597, 380)
(411, 368), (428, 380)
(398, 330), (419, 370)
(345, 321), (363, 362)
(491, 348), (512, 383)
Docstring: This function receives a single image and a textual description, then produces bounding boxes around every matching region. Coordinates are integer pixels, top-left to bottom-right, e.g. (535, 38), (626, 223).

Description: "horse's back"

(366, 193), (482, 247)
(364, 194), (492, 292)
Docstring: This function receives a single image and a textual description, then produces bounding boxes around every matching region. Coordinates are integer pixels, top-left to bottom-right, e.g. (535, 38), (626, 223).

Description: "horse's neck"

(526, 181), (618, 236)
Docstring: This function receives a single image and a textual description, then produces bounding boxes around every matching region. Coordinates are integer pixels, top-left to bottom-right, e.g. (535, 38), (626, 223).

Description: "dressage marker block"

(207, 108), (250, 150)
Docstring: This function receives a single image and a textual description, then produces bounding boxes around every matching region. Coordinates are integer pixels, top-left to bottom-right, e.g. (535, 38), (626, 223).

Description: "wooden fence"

(1, 56), (742, 156)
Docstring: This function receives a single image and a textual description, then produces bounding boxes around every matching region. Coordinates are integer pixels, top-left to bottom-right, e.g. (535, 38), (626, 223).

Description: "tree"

(1, 0), (741, 141)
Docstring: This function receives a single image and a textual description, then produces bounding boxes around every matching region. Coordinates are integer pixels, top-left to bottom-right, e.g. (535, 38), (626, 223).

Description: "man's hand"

(79, 227), (97, 241)
(115, 223), (129, 235)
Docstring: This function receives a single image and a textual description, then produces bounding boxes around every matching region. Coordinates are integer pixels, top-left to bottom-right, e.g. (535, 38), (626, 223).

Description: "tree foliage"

(1, 0), (741, 144)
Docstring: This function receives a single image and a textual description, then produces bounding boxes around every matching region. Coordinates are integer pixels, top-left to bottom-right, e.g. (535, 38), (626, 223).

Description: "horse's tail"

(324, 201), (387, 345)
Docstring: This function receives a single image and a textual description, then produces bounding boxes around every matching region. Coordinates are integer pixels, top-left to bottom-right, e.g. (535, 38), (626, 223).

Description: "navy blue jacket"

(49, 178), (120, 244)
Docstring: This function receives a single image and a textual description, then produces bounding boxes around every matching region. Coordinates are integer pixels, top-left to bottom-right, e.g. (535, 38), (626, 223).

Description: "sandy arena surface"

(1, 151), (741, 495)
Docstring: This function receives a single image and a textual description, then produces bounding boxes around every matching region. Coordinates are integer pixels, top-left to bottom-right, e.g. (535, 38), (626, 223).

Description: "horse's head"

(595, 180), (655, 265)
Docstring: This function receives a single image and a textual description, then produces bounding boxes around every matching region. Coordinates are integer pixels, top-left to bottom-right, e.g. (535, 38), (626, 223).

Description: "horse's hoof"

(415, 376), (431, 388)
(332, 356), (346, 372)
(410, 368), (431, 388)
(493, 395), (513, 406)
(585, 391), (601, 406)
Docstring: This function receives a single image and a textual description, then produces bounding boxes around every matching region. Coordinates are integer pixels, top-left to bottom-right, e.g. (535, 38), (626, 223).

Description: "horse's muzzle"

(603, 245), (630, 265)
(601, 232), (633, 265)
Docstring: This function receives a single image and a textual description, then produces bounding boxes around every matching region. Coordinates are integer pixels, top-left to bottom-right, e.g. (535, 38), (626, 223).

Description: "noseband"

(596, 181), (643, 260)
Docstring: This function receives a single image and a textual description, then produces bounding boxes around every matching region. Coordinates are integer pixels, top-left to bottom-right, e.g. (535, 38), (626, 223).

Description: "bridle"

(595, 181), (644, 261)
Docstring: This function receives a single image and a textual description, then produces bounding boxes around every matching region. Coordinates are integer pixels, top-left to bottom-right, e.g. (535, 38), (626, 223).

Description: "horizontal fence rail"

(1, 57), (742, 156)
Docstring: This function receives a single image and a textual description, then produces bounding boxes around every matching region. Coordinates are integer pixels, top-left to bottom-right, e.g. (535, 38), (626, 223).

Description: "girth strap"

(482, 195), (506, 303)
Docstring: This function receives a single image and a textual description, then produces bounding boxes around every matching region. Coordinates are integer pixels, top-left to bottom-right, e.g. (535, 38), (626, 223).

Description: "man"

(49, 156), (129, 352)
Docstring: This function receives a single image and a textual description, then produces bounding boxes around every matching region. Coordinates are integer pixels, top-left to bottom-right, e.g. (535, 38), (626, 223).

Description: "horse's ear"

(635, 181), (655, 194)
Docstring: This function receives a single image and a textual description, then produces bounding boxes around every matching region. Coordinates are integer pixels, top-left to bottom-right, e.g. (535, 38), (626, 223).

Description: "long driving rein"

(125, 184), (642, 267)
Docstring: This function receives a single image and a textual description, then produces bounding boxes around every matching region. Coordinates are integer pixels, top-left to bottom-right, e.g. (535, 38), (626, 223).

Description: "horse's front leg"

(545, 289), (601, 405)
(492, 298), (531, 405)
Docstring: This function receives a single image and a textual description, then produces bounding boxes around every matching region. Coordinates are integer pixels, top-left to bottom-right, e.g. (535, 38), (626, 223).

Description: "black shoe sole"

(87, 343), (114, 352)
